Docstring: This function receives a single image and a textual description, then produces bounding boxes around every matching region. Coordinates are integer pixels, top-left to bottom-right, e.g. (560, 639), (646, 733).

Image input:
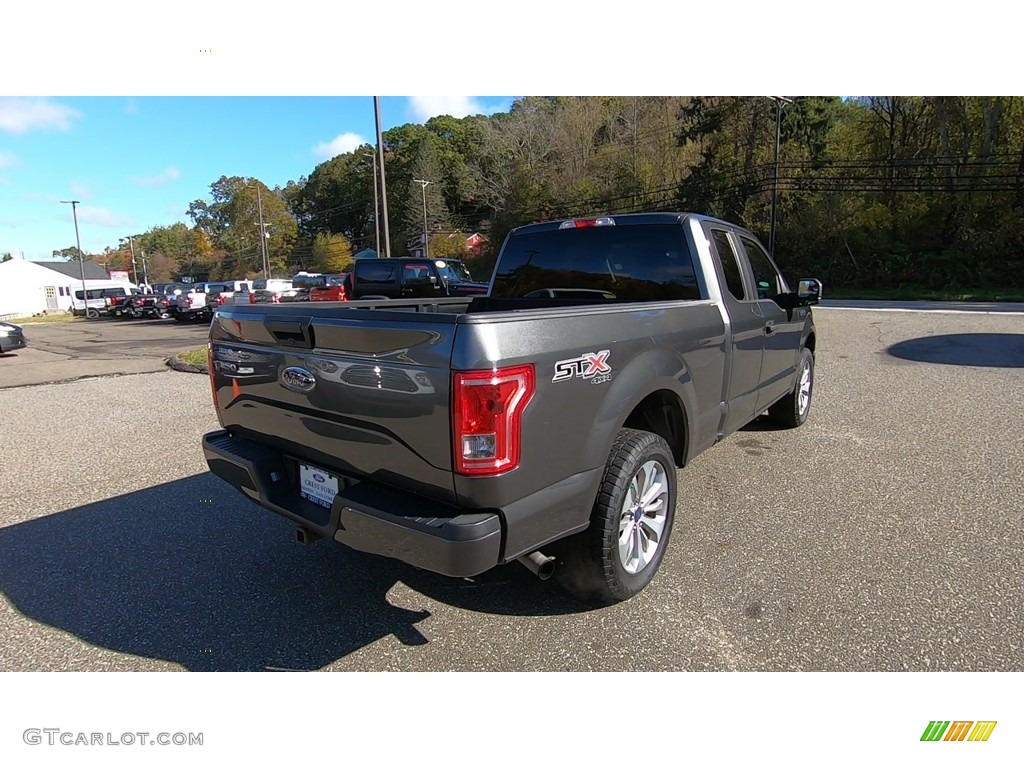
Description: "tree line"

(70, 96), (1024, 293)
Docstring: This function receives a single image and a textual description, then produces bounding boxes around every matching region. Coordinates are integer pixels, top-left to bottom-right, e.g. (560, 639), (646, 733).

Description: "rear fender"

(591, 347), (699, 469)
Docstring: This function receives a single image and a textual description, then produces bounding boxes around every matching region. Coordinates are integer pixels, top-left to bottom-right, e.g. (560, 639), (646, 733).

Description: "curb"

(166, 354), (209, 375)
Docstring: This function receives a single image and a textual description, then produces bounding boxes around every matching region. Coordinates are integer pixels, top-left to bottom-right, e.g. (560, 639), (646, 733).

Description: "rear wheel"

(85, 308), (100, 319)
(554, 428), (677, 605)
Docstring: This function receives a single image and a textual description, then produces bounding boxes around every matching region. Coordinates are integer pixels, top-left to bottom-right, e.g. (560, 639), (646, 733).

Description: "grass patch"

(3, 313), (84, 324)
(825, 287), (1024, 302)
(175, 348), (208, 367)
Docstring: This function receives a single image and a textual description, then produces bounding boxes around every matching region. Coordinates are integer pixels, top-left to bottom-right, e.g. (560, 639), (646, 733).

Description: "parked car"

(347, 257), (489, 300)
(234, 278), (296, 305)
(287, 273), (324, 302)
(174, 282), (232, 323)
(71, 283), (141, 318)
(308, 273), (351, 302)
(0, 321), (27, 354)
(201, 212), (821, 604)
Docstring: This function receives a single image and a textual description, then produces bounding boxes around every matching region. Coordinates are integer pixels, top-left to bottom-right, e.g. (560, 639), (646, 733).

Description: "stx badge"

(553, 349), (612, 383)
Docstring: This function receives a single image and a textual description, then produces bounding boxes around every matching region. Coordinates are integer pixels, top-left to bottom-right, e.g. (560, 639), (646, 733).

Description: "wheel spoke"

(640, 513), (665, 542)
(639, 479), (663, 508)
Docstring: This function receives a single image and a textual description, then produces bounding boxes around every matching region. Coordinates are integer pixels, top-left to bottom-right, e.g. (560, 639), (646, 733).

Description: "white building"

(0, 258), (112, 318)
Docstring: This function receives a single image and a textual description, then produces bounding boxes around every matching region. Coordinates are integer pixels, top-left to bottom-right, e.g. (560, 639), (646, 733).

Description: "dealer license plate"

(299, 463), (339, 509)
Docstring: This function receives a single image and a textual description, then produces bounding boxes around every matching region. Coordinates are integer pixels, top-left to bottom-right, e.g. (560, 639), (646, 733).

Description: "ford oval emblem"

(280, 366), (316, 393)
(313, 473), (325, 483)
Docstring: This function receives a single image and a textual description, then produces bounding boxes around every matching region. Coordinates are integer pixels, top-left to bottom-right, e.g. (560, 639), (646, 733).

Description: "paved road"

(0, 308), (1021, 671)
(0, 318), (210, 389)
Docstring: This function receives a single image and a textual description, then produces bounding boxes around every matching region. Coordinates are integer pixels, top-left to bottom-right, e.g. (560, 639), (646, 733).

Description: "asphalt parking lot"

(0, 307), (1021, 671)
(0, 318), (210, 389)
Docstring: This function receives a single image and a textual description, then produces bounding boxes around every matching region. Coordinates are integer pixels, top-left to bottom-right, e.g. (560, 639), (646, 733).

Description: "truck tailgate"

(209, 305), (460, 503)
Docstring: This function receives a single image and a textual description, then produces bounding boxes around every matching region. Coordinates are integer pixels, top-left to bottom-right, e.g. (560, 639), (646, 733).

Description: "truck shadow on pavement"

(886, 333), (1024, 368)
(0, 473), (594, 672)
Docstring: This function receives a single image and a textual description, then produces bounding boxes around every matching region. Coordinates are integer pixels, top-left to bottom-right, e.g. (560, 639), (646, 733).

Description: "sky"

(0, 96), (516, 260)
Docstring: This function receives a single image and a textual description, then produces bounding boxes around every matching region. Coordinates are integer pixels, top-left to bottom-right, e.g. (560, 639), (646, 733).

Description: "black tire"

(767, 347), (814, 428)
(85, 308), (100, 319)
(554, 428), (677, 605)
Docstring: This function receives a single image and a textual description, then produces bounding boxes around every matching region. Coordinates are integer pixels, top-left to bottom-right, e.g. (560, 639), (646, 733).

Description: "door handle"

(764, 321), (775, 335)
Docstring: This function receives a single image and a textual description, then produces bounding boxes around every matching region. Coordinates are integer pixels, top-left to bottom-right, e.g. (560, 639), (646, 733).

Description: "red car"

(308, 273), (351, 302)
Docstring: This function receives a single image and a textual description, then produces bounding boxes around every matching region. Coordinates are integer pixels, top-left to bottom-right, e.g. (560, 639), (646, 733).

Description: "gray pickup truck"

(202, 213), (821, 604)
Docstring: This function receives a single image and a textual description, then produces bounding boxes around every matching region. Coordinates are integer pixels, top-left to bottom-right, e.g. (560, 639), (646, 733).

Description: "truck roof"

(509, 212), (737, 235)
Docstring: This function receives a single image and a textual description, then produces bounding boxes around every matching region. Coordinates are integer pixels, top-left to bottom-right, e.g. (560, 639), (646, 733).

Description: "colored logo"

(280, 367), (316, 393)
(313, 473), (325, 483)
(553, 349), (612, 383)
(920, 721), (997, 742)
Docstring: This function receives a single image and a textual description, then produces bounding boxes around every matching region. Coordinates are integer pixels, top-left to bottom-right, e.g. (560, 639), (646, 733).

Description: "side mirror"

(429, 275), (438, 284)
(797, 278), (822, 305)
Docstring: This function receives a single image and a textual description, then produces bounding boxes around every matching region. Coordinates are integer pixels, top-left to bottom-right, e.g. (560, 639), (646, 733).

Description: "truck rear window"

(491, 223), (702, 301)
(356, 263), (397, 284)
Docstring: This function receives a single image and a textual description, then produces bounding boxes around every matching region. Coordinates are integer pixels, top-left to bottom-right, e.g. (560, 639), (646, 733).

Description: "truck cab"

(348, 257), (489, 300)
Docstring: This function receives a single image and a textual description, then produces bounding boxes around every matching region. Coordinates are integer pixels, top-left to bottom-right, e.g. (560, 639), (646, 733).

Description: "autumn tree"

(310, 232), (353, 273)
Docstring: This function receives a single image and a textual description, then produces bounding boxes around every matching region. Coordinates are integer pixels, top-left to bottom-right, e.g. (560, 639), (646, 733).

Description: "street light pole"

(413, 179), (431, 259)
(374, 97), (391, 258)
(362, 151), (381, 256)
(767, 96), (793, 258)
(140, 248), (149, 286)
(60, 200), (88, 319)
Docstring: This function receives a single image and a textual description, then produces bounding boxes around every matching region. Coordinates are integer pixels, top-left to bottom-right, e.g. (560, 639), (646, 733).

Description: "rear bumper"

(202, 430), (502, 578)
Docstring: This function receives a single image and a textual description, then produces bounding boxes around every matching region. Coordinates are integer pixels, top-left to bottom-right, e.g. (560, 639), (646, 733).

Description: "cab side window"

(709, 229), (746, 301)
(739, 235), (783, 300)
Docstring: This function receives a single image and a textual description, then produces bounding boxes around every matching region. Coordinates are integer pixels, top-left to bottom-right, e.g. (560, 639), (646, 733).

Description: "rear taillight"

(208, 344), (220, 413)
(216, 294), (226, 304)
(452, 364), (535, 476)
(338, 286), (347, 301)
(272, 295), (280, 304)
(249, 291), (256, 304)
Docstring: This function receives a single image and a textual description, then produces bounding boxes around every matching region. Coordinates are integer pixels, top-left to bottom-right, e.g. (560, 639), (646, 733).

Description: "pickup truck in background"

(347, 257), (489, 300)
(202, 212), (821, 604)
(309, 273), (351, 302)
(175, 282), (233, 323)
(235, 278), (298, 305)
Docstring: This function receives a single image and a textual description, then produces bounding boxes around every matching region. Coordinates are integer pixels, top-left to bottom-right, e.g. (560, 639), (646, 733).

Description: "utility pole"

(362, 151), (381, 256)
(374, 97), (391, 257)
(140, 248), (149, 286)
(60, 200), (88, 319)
(767, 96), (793, 257)
(254, 184), (270, 278)
(123, 235), (138, 284)
(413, 179), (432, 259)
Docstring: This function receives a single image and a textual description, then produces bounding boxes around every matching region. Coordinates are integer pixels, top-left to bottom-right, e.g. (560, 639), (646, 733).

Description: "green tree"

(403, 136), (454, 251)
(1, 252), (13, 262)
(311, 232), (353, 273)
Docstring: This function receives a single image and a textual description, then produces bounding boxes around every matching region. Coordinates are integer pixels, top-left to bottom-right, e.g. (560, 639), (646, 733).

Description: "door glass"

(739, 236), (783, 300)
(709, 230), (746, 301)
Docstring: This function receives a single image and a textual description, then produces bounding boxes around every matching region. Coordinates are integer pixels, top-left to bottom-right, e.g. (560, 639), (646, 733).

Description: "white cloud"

(73, 206), (137, 228)
(407, 96), (510, 122)
(130, 166), (182, 187)
(0, 97), (81, 134)
(70, 181), (92, 199)
(312, 132), (366, 161)
(0, 152), (16, 169)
